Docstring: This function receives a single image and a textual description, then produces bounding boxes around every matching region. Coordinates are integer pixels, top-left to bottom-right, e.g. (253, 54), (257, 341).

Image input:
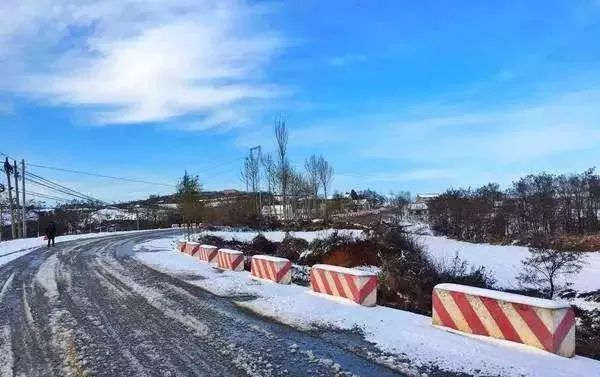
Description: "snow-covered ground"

(0, 228), (171, 268)
(134, 235), (600, 377)
(192, 229), (364, 243)
(194, 227), (600, 294)
(419, 235), (600, 293)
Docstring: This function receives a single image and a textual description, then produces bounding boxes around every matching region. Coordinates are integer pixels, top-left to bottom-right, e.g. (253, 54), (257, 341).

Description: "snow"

(200, 244), (217, 249)
(219, 248), (243, 255)
(0, 228), (172, 268)
(35, 254), (60, 300)
(419, 235), (600, 293)
(133, 235), (600, 377)
(91, 208), (136, 221)
(0, 326), (13, 377)
(435, 283), (571, 309)
(252, 255), (289, 263)
(195, 229), (363, 243)
(312, 264), (376, 277)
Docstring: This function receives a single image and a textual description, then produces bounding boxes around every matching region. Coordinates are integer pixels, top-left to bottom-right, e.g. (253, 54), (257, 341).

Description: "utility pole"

(13, 160), (21, 238)
(21, 159), (26, 238)
(4, 158), (16, 239)
(0, 187), (4, 242)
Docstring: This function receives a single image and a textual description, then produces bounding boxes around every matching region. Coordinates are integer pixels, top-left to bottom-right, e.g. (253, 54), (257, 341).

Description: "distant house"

(407, 193), (439, 221)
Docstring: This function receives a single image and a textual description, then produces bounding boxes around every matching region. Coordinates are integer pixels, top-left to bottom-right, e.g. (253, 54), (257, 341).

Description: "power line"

(25, 175), (99, 203)
(27, 163), (175, 188)
(24, 171), (106, 204)
(26, 191), (73, 203)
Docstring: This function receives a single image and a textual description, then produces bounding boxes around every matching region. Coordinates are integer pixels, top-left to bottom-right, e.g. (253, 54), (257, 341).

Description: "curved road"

(0, 230), (414, 377)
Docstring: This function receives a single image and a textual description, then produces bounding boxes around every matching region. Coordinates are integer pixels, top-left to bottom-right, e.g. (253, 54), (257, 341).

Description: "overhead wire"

(25, 174), (102, 203)
(26, 163), (175, 188)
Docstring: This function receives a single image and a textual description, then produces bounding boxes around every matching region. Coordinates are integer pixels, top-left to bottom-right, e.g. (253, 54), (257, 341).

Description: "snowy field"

(419, 235), (600, 293)
(191, 229), (364, 243)
(0, 228), (172, 268)
(192, 228), (600, 294)
(134, 235), (600, 377)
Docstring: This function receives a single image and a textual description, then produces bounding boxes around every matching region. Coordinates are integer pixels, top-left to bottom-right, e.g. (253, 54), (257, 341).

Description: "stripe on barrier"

(432, 283), (575, 357)
(310, 264), (378, 307)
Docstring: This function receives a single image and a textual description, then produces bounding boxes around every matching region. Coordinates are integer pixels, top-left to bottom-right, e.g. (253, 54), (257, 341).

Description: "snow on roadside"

(0, 228), (173, 268)
(133, 236), (600, 377)
(35, 254), (60, 300)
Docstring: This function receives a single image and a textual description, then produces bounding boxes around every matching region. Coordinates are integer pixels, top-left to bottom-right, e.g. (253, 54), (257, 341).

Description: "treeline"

(428, 168), (600, 243)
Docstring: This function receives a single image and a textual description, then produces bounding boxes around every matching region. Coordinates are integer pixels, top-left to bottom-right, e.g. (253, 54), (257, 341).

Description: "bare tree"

(274, 118), (291, 220)
(317, 155), (334, 219)
(517, 238), (586, 298)
(240, 152), (260, 193)
(305, 154), (320, 219)
(261, 153), (276, 219)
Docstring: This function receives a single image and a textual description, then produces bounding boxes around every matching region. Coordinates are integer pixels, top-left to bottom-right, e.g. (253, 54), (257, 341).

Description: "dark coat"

(46, 223), (57, 238)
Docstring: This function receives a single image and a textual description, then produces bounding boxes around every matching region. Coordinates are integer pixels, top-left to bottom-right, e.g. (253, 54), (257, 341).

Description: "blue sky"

(1, 0), (600, 202)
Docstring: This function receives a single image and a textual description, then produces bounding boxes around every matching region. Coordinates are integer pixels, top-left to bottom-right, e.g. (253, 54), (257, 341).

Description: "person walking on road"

(45, 221), (57, 247)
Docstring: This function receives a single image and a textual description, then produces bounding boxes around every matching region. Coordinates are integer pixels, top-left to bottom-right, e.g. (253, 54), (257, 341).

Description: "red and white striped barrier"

(251, 255), (292, 284)
(217, 249), (245, 271)
(176, 240), (186, 253)
(310, 264), (378, 307)
(198, 245), (219, 263)
(432, 283), (575, 357)
(184, 241), (200, 256)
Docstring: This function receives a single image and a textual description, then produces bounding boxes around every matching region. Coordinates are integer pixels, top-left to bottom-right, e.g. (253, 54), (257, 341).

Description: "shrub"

(291, 265), (310, 286)
(195, 235), (227, 248)
(575, 307), (600, 360)
(435, 253), (496, 289)
(250, 234), (276, 255)
(373, 224), (495, 314)
(374, 225), (437, 312)
(300, 231), (356, 266)
(276, 234), (309, 262)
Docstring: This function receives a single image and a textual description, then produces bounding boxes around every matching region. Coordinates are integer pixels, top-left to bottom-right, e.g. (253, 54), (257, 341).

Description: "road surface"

(0, 230), (416, 377)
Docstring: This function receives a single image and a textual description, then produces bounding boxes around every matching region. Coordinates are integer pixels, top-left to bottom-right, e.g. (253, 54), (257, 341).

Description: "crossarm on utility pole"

(13, 160), (21, 238)
(3, 158), (16, 239)
(21, 159), (27, 238)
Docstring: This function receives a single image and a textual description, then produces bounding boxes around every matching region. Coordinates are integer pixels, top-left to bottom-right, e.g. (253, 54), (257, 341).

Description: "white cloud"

(327, 53), (366, 66)
(0, 0), (284, 127)
(0, 102), (14, 115)
(337, 168), (457, 184)
(360, 89), (600, 164)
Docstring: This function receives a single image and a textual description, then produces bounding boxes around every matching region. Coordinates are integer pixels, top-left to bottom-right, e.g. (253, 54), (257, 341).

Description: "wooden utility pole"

(3, 158), (16, 239)
(13, 160), (21, 238)
(21, 159), (26, 238)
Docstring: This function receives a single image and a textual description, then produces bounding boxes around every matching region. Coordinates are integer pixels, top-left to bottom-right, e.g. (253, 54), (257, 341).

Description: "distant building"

(407, 193), (439, 221)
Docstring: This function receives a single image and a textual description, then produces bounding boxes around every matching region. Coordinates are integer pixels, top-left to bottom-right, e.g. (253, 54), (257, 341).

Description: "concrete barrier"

(184, 241), (200, 256)
(251, 255), (292, 284)
(198, 245), (219, 263)
(176, 240), (186, 253)
(432, 283), (575, 357)
(310, 264), (378, 307)
(217, 249), (244, 271)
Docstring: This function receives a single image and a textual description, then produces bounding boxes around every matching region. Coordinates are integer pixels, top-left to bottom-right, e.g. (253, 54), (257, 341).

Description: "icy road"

(0, 230), (410, 377)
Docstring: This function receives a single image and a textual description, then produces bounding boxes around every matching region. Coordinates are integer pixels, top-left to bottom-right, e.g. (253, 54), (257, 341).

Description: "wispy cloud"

(0, 0), (285, 128)
(327, 53), (366, 66)
(0, 101), (14, 115)
(360, 89), (600, 165)
(337, 168), (457, 184)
